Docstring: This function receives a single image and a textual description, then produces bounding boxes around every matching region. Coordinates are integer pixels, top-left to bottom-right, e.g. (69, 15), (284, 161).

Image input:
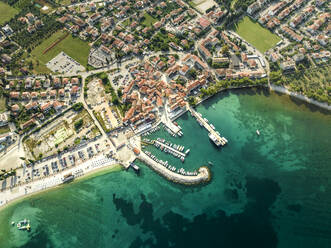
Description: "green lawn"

(0, 2), (19, 25)
(0, 125), (10, 135)
(0, 96), (6, 113)
(233, 16), (281, 53)
(31, 30), (90, 67)
(142, 13), (157, 27)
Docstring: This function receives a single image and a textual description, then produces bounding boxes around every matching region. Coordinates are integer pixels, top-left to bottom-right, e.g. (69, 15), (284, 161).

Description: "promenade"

(138, 152), (210, 185)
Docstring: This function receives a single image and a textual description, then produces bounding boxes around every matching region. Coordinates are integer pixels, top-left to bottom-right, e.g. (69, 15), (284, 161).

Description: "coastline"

(194, 84), (330, 112)
(269, 84), (331, 111)
(0, 155), (123, 212)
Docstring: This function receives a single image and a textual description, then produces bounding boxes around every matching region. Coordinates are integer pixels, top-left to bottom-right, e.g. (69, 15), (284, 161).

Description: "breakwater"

(137, 151), (210, 185)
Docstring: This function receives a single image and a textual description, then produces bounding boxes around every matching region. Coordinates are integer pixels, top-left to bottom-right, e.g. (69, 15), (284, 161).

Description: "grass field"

(142, 13), (157, 27)
(31, 30), (90, 67)
(0, 96), (6, 113)
(0, 125), (10, 135)
(233, 16), (281, 53)
(0, 2), (19, 25)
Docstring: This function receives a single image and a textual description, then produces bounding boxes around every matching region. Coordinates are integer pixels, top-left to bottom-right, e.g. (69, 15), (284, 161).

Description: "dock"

(188, 106), (228, 147)
(154, 140), (186, 157)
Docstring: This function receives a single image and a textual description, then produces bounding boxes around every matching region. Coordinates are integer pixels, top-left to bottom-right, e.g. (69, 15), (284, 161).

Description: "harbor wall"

(137, 152), (211, 185)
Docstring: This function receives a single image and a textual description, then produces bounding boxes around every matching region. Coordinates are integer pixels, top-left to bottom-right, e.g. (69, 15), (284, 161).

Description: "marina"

(188, 106), (228, 147)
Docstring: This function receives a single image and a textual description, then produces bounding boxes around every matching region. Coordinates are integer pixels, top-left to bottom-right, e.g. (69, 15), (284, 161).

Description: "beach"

(0, 153), (121, 211)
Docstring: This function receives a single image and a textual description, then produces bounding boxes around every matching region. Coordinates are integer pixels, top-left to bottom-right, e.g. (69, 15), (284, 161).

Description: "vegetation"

(4, 4), (62, 50)
(270, 65), (331, 104)
(74, 119), (83, 131)
(93, 111), (110, 132)
(233, 16), (281, 53)
(73, 102), (84, 112)
(141, 12), (157, 27)
(31, 30), (90, 67)
(0, 125), (10, 134)
(0, 1), (19, 25)
(200, 77), (268, 98)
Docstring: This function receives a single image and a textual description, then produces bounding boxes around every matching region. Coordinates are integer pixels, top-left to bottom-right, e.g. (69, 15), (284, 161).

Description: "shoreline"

(194, 84), (330, 112)
(269, 84), (331, 111)
(0, 154), (123, 212)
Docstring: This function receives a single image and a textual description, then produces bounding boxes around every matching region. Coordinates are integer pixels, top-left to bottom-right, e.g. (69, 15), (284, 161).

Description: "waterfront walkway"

(188, 106), (227, 146)
(138, 152), (210, 185)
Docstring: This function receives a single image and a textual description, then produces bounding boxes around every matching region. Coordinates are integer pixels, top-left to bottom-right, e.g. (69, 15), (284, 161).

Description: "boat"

(212, 105), (216, 110)
(17, 219), (31, 231)
(210, 124), (215, 130)
(11, 221), (15, 226)
(256, 129), (260, 136)
(62, 173), (74, 183)
(209, 133), (221, 147)
(185, 149), (190, 154)
(208, 161), (213, 166)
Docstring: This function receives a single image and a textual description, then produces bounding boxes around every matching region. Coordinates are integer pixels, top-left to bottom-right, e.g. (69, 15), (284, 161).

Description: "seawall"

(137, 152), (211, 185)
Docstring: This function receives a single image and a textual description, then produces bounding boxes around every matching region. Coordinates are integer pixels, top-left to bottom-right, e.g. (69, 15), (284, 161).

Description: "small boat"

(208, 161), (213, 166)
(17, 219), (31, 231)
(212, 105), (216, 110)
(11, 221), (15, 226)
(256, 129), (260, 136)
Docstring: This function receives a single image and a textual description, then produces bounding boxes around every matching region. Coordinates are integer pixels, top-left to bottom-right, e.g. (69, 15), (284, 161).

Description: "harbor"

(188, 106), (228, 147)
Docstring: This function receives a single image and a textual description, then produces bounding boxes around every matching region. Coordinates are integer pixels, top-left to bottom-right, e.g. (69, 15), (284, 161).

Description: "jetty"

(154, 140), (186, 157)
(135, 150), (210, 185)
(188, 106), (228, 147)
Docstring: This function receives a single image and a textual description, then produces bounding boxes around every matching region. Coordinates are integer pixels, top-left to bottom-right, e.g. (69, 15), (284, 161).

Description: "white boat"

(256, 130), (260, 136)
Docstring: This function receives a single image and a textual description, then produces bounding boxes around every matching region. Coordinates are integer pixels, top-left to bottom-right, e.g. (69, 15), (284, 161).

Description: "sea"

(0, 88), (330, 248)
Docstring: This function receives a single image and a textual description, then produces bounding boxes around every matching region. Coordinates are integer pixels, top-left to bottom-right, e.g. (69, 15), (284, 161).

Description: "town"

(0, 0), (330, 204)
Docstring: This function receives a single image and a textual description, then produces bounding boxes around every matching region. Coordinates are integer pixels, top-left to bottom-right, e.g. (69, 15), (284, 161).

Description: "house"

(53, 101), (63, 111)
(40, 102), (52, 112)
(0, 113), (8, 127)
(11, 104), (19, 112)
(280, 58), (296, 71)
(25, 102), (38, 111)
(21, 119), (36, 130)
(10, 92), (20, 100)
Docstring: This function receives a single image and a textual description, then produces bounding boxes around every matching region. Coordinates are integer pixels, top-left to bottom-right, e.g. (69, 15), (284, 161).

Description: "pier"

(154, 140), (186, 157)
(188, 106), (228, 147)
(138, 151), (210, 185)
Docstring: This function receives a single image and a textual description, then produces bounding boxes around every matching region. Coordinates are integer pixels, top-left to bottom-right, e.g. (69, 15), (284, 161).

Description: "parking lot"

(46, 52), (85, 74)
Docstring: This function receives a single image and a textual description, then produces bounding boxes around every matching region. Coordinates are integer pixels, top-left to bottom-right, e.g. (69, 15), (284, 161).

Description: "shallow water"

(1, 89), (330, 248)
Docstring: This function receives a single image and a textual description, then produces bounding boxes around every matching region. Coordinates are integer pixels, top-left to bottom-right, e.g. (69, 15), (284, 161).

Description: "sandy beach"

(0, 154), (122, 211)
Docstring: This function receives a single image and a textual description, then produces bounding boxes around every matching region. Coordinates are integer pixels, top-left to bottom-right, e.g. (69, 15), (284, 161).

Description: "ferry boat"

(256, 129), (260, 136)
(208, 133), (222, 147)
(62, 173), (74, 183)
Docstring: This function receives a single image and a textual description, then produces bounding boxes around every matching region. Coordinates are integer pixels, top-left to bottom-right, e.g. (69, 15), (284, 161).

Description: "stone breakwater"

(138, 152), (211, 185)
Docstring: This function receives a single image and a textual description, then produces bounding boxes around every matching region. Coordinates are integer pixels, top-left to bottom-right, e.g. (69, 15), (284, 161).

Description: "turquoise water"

(1, 88), (330, 248)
